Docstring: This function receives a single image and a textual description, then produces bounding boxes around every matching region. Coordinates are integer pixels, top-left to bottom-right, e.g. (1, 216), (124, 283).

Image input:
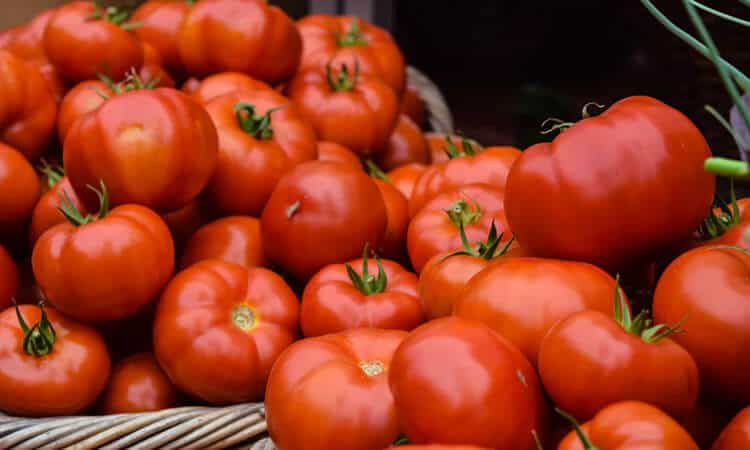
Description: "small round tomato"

(131, 0), (191, 76)
(261, 161), (388, 280)
(178, 0), (301, 82)
(376, 114), (429, 171)
(388, 162), (426, 200)
(400, 84), (426, 128)
(301, 250), (423, 337)
(154, 260), (299, 404)
(0, 304), (110, 416)
(191, 72), (272, 105)
(407, 183), (512, 273)
(712, 406), (750, 450)
(0, 246), (18, 311)
(57, 80), (115, 143)
(204, 89), (317, 215)
(266, 328), (406, 450)
(316, 140), (361, 168)
(162, 199), (213, 250)
(43, 1), (143, 82)
(389, 317), (546, 449)
(180, 216), (265, 269)
(100, 352), (177, 414)
(64, 88), (218, 213)
(0, 143), (40, 233)
(29, 165), (87, 245)
(424, 133), (482, 164)
(32, 186), (175, 323)
(288, 61), (399, 156)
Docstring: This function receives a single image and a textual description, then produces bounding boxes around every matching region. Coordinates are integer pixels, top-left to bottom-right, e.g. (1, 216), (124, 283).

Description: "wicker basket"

(0, 66), (453, 450)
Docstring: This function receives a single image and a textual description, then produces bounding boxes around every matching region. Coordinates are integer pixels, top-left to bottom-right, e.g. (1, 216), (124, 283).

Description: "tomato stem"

(286, 201), (301, 219)
(326, 60), (360, 92)
(37, 159), (64, 189)
(700, 177), (740, 239)
(345, 243), (388, 295)
(14, 300), (56, 357)
(87, 2), (139, 29)
(364, 159), (391, 182)
(57, 180), (109, 226)
(442, 221), (514, 261)
(445, 197), (482, 228)
(612, 275), (686, 343)
(704, 157), (749, 178)
(337, 19), (367, 47)
(443, 136), (480, 159)
(555, 407), (599, 450)
(234, 102), (285, 140)
(532, 430), (544, 450)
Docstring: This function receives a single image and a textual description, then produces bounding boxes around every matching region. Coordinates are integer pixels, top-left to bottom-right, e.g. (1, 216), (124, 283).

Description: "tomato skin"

(389, 317), (546, 449)
(191, 72), (272, 105)
(424, 133), (482, 165)
(409, 146), (521, 217)
(180, 216), (265, 270)
(316, 140), (362, 168)
(0, 246), (19, 311)
(301, 258), (423, 337)
(64, 88), (218, 213)
(393, 447), (490, 450)
(712, 406), (750, 450)
(376, 114), (429, 171)
(138, 42), (176, 89)
(162, 199), (213, 250)
(0, 143), (41, 231)
(155, 260), (299, 404)
(374, 179), (410, 261)
(178, 0), (301, 83)
(387, 162), (426, 200)
(266, 328), (406, 450)
(43, 1), (143, 82)
(131, 0), (190, 76)
(505, 96), (715, 271)
(100, 352), (177, 414)
(57, 80), (114, 143)
(400, 84), (426, 128)
(29, 176), (86, 245)
(653, 246), (750, 403)
(261, 161), (388, 281)
(297, 15), (405, 95)
(204, 89), (317, 216)
(32, 205), (175, 323)
(0, 304), (111, 416)
(558, 401), (699, 450)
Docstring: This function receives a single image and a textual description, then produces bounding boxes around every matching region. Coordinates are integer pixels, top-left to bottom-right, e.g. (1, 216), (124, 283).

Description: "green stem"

(234, 102), (285, 140)
(445, 199), (481, 228)
(14, 301), (56, 357)
(344, 244), (387, 295)
(704, 105), (746, 148)
(705, 157), (750, 177)
(442, 221), (515, 261)
(364, 159), (391, 182)
(57, 180), (109, 226)
(338, 19), (367, 47)
(555, 408), (599, 450)
(326, 60), (360, 92)
(38, 160), (64, 189)
(689, 0), (750, 27)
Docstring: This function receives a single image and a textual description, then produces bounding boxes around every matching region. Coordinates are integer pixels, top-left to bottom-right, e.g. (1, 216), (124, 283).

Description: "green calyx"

(444, 220), (515, 261)
(96, 70), (159, 100)
(540, 102), (605, 135)
(57, 180), (109, 227)
(700, 177), (741, 239)
(38, 160), (64, 189)
(15, 301), (56, 357)
(392, 434), (409, 446)
(443, 136), (482, 159)
(87, 2), (141, 30)
(364, 159), (391, 182)
(555, 407), (599, 450)
(234, 102), (285, 140)
(612, 275), (686, 343)
(345, 244), (387, 295)
(337, 19), (367, 47)
(327, 60), (360, 92)
(445, 197), (482, 228)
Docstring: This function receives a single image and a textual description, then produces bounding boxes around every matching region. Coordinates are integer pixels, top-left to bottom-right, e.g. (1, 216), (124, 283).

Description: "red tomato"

(0, 50), (56, 160)
(261, 161), (388, 280)
(653, 246), (750, 403)
(32, 187), (175, 323)
(697, 197), (750, 250)
(0, 143), (40, 233)
(389, 317), (546, 449)
(505, 96), (715, 271)
(191, 72), (272, 105)
(297, 15), (405, 95)
(388, 162), (426, 200)
(400, 84), (426, 128)
(180, 216), (265, 269)
(204, 89), (317, 215)
(712, 406), (750, 450)
(43, 1), (143, 82)
(131, 0), (191, 76)
(316, 140), (362, 168)
(376, 114), (429, 171)
(100, 352), (177, 414)
(57, 80), (114, 143)
(288, 61), (399, 156)
(138, 42), (176, 89)
(29, 167), (87, 245)
(0, 304), (110, 416)
(301, 251), (423, 337)
(266, 328), (406, 450)
(178, 0), (301, 82)
(374, 178), (410, 262)
(0, 246), (18, 311)
(154, 260), (299, 404)
(557, 401), (699, 450)
(407, 183), (512, 273)
(394, 447), (490, 450)
(162, 199), (213, 250)
(424, 133), (482, 164)
(64, 88), (218, 213)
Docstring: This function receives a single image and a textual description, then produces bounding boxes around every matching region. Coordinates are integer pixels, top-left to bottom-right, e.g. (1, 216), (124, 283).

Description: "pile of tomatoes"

(0, 1), (749, 449)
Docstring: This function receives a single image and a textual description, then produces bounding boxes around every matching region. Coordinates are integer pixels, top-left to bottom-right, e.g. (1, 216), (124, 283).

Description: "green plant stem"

(705, 157), (750, 177)
(689, 0), (750, 27)
(705, 105), (746, 147)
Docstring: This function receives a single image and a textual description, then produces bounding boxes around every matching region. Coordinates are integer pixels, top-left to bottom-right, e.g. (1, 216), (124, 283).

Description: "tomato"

(288, 61), (399, 156)
(131, 0), (191, 76)
(557, 401), (699, 450)
(374, 178), (410, 261)
(409, 143), (521, 217)
(190, 72), (272, 105)
(29, 165), (87, 245)
(180, 216), (265, 269)
(32, 186), (175, 323)
(138, 42), (176, 89)
(505, 97), (715, 271)
(100, 352), (177, 414)
(387, 162), (426, 200)
(712, 406), (750, 450)
(182, 76), (200, 94)
(64, 87), (218, 213)
(400, 84), (426, 128)
(261, 161), (388, 280)
(297, 15), (405, 95)
(0, 50), (57, 160)
(389, 316), (546, 449)
(57, 80), (114, 143)
(178, 0), (301, 83)
(154, 260), (298, 404)
(376, 114), (429, 171)
(393, 447), (490, 450)
(424, 133), (481, 164)
(204, 89), (317, 215)
(162, 199), (213, 249)
(407, 183), (512, 273)
(680, 398), (738, 450)
(43, 1), (143, 82)
(0, 246), (18, 311)
(653, 246), (750, 404)
(696, 197), (750, 250)
(0, 304), (110, 416)
(266, 328), (406, 450)
(0, 143), (40, 235)
(316, 140), (362, 168)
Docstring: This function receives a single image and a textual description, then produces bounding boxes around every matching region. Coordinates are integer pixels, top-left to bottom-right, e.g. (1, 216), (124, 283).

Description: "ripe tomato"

(288, 61), (399, 156)
(697, 197), (750, 250)
(712, 406), (750, 450)
(162, 199), (213, 249)
(389, 317), (546, 449)
(155, 260), (299, 404)
(0, 304), (110, 416)
(138, 42), (176, 89)
(57, 80), (114, 143)
(653, 246), (750, 404)
(374, 178), (410, 261)
(388, 162), (426, 200)
(376, 114), (429, 171)
(100, 352), (177, 414)
(261, 161), (387, 280)
(29, 166), (87, 245)
(424, 133), (481, 164)
(394, 447), (490, 450)
(191, 72), (272, 105)
(180, 216), (265, 269)
(407, 183), (512, 273)
(557, 401), (699, 450)
(0, 143), (40, 234)
(266, 328), (406, 450)
(301, 250), (423, 337)
(505, 96), (715, 271)
(32, 186), (175, 323)
(178, 0), (301, 82)
(64, 88), (218, 213)
(297, 15), (405, 95)
(0, 50), (56, 160)
(316, 140), (361, 168)
(131, 0), (191, 76)
(43, 1), (143, 82)
(204, 89), (317, 215)
(400, 84), (426, 128)
(0, 246), (18, 311)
